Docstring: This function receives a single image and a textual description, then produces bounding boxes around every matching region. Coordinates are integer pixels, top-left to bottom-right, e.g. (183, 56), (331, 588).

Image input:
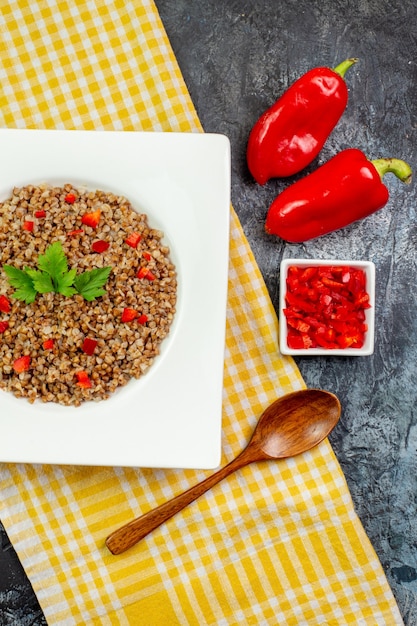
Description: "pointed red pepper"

(247, 58), (358, 183)
(265, 149), (412, 242)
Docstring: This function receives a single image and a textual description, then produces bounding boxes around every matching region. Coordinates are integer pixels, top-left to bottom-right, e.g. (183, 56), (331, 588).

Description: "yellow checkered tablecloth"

(0, 1), (404, 624)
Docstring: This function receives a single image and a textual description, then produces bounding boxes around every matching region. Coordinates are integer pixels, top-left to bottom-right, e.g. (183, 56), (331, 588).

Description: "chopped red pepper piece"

(81, 209), (101, 228)
(0, 321), (9, 333)
(13, 355), (31, 373)
(64, 193), (76, 204)
(42, 339), (54, 350)
(0, 295), (11, 313)
(137, 267), (148, 279)
(287, 318), (310, 334)
(142, 251), (152, 261)
(67, 229), (84, 236)
(284, 265), (371, 350)
(287, 333), (314, 350)
(285, 291), (317, 313)
(125, 232), (142, 248)
(75, 370), (92, 388)
(137, 266), (156, 281)
(23, 220), (34, 232)
(299, 266), (317, 282)
(91, 240), (110, 253)
(82, 337), (98, 355)
(121, 307), (138, 323)
(138, 314), (148, 324)
(34, 210), (46, 218)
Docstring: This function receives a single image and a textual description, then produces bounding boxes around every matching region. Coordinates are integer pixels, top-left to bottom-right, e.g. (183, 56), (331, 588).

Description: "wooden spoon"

(106, 388), (341, 555)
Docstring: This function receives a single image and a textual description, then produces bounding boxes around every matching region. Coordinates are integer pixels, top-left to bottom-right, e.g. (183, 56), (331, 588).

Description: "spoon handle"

(106, 453), (250, 555)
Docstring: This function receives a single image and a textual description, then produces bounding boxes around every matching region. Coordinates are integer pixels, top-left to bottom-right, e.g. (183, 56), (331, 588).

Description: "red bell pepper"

(247, 58), (357, 183)
(265, 149), (412, 242)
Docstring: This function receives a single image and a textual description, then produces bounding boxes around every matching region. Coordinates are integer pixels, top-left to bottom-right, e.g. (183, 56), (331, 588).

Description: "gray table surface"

(1, 1), (416, 624)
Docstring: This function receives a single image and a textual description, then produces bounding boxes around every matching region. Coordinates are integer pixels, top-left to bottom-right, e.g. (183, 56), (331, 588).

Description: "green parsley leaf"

(37, 241), (69, 280)
(25, 268), (54, 294)
(55, 268), (77, 297)
(74, 267), (112, 301)
(3, 265), (37, 303)
(3, 241), (112, 303)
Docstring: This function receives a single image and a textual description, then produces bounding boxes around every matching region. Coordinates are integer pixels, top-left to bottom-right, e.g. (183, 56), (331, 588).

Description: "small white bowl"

(279, 259), (375, 356)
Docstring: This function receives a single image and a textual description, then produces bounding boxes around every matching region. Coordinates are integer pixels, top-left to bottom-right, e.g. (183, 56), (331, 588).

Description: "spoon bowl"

(106, 388), (341, 554)
(247, 388), (341, 460)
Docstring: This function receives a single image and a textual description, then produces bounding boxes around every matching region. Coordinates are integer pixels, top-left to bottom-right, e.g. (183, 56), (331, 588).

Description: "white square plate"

(0, 129), (230, 469)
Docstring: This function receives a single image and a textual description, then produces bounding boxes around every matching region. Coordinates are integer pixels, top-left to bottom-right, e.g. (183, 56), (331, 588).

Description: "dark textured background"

(1, 0), (416, 623)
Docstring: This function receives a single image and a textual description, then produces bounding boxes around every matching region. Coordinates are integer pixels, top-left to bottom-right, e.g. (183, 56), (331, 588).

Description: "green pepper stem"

(372, 158), (412, 184)
(332, 58), (358, 78)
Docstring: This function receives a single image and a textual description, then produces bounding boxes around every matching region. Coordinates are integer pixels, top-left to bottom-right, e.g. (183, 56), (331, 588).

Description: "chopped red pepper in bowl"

(279, 259), (375, 356)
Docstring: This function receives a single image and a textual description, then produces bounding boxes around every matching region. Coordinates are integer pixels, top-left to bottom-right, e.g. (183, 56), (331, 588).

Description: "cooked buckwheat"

(0, 184), (177, 406)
